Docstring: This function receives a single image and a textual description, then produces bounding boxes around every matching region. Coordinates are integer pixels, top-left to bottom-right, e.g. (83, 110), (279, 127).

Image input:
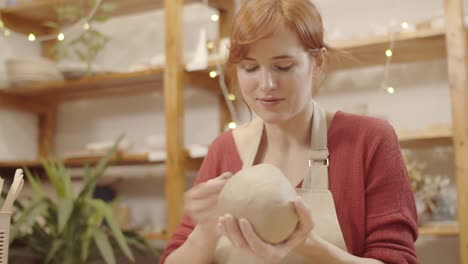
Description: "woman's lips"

(257, 97), (285, 106)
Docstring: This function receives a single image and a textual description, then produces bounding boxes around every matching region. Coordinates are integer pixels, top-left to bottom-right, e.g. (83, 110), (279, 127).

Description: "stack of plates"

(5, 58), (64, 86)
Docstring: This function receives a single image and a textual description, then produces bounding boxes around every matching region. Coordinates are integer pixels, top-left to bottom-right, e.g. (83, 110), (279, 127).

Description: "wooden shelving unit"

(0, 0), (232, 36)
(419, 222), (460, 236)
(0, 0), (235, 242)
(329, 28), (448, 70)
(0, 151), (204, 172)
(398, 130), (453, 148)
(0, 64), (221, 102)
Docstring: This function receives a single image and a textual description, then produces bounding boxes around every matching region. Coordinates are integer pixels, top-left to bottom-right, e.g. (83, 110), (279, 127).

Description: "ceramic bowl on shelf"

(85, 140), (132, 155)
(5, 57), (64, 86)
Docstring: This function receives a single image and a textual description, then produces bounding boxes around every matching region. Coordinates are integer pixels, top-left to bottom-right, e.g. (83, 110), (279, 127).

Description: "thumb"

(219, 172), (233, 179)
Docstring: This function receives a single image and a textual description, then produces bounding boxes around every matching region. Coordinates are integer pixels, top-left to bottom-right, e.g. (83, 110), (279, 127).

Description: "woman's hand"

(217, 196), (314, 264)
(184, 172), (233, 238)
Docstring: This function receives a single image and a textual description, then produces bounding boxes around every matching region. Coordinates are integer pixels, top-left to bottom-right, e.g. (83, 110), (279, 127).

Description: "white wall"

(0, 1), (464, 262)
(0, 32), (41, 160)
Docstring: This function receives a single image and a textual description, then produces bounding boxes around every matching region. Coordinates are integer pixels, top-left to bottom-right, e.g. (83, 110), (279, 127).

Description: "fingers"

(294, 196), (314, 231)
(239, 218), (267, 252)
(185, 195), (218, 217)
(219, 214), (249, 248)
(281, 197), (314, 249)
(188, 172), (233, 199)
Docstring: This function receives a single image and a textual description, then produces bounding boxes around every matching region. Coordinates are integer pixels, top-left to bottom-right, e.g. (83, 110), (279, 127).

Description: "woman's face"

(236, 25), (316, 124)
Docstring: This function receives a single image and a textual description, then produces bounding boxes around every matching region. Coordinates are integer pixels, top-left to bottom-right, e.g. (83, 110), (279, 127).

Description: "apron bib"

(213, 101), (347, 263)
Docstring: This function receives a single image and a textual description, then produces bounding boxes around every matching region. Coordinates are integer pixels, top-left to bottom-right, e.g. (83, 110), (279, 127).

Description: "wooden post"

(219, 1), (234, 39)
(444, 0), (468, 262)
(164, 0), (185, 238)
(39, 105), (57, 158)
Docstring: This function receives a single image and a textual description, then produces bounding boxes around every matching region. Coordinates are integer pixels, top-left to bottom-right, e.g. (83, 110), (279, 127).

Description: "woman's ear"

(310, 47), (327, 74)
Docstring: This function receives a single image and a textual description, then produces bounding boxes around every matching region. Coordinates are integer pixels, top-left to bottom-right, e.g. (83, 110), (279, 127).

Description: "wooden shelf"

(0, 0), (234, 36)
(0, 151), (204, 176)
(419, 222), (459, 236)
(143, 231), (167, 241)
(0, 67), (221, 102)
(398, 130), (453, 148)
(329, 28), (449, 70)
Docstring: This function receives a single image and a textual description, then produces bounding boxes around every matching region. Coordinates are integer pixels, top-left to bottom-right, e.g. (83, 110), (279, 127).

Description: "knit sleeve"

(362, 121), (419, 264)
(159, 134), (226, 264)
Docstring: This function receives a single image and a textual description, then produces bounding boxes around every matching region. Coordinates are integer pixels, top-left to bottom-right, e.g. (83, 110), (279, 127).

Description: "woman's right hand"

(184, 172), (233, 239)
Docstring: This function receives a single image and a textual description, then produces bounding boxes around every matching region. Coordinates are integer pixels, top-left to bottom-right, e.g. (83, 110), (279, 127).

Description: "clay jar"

(218, 163), (299, 244)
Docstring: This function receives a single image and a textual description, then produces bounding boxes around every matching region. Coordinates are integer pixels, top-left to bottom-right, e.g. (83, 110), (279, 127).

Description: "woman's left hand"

(217, 196), (315, 264)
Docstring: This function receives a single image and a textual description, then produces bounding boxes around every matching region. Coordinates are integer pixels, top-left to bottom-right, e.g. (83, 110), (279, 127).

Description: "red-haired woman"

(160, 0), (419, 263)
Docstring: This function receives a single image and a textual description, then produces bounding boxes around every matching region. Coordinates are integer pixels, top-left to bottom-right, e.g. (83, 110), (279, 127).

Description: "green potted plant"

(7, 136), (158, 264)
(44, 0), (116, 76)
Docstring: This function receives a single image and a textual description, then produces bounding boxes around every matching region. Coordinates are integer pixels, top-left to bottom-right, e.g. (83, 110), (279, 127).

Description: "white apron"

(213, 101), (347, 264)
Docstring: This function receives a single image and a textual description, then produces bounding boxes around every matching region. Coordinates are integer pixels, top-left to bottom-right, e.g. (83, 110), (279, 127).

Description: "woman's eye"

(276, 65), (293, 71)
(245, 66), (259, 72)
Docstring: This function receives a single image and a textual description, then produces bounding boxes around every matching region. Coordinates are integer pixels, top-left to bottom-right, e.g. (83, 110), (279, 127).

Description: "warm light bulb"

(83, 23), (90, 30)
(228, 93), (236, 101)
(0, 20), (4, 29)
(28, 33), (36, 41)
(228, 122), (237, 129)
(57, 33), (65, 41)
(401, 22), (409, 29)
(207, 41), (214, 49)
(4, 29), (10, 37)
(209, 71), (218, 78)
(387, 87), (395, 94)
(385, 49), (393, 57)
(211, 14), (220, 22)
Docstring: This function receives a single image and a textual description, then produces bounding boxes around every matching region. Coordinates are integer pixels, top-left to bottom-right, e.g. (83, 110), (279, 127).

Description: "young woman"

(160, 0), (419, 263)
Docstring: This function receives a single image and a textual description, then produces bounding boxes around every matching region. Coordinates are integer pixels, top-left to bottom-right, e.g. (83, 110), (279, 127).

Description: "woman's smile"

(256, 96), (286, 108)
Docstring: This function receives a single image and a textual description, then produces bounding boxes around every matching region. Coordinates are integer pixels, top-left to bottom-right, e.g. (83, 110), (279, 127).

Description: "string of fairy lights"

(0, 0), (102, 43)
(201, 0), (238, 130)
(381, 20), (412, 95)
(0, 1), (411, 128)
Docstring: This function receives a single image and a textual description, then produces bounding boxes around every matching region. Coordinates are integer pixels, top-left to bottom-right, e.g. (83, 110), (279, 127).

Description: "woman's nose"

(259, 69), (277, 91)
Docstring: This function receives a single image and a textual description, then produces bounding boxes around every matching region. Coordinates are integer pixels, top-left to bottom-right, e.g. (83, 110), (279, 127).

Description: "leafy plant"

(44, 0), (116, 76)
(8, 136), (157, 264)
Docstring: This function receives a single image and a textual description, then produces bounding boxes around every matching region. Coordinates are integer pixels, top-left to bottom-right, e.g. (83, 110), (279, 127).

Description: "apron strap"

(242, 119), (263, 169)
(303, 101), (329, 190)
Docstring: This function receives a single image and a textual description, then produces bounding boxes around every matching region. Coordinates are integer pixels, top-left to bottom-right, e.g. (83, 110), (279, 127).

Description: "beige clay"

(218, 163), (299, 244)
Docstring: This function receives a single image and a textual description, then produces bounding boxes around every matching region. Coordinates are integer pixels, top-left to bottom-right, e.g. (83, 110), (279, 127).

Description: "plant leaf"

(23, 167), (45, 199)
(91, 14), (109, 23)
(88, 199), (134, 262)
(81, 201), (104, 261)
(42, 159), (66, 198)
(10, 198), (48, 242)
(74, 48), (88, 62)
(57, 161), (73, 199)
(93, 228), (116, 264)
(57, 197), (74, 233)
(42, 21), (58, 29)
(100, 2), (117, 13)
(78, 135), (123, 199)
(45, 239), (65, 263)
